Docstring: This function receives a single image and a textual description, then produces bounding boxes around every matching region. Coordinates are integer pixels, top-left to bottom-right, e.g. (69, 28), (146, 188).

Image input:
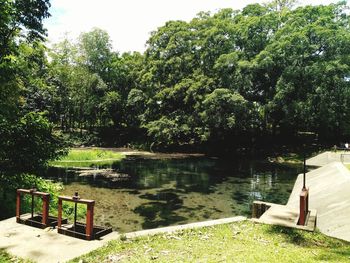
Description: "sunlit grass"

(56, 149), (124, 161)
(50, 149), (125, 168)
(71, 221), (350, 263)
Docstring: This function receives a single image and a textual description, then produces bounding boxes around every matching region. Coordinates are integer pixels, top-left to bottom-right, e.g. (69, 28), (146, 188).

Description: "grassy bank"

(49, 148), (125, 168)
(71, 221), (350, 263)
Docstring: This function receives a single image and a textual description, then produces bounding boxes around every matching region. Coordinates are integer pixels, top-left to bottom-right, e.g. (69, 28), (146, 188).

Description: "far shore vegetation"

(49, 149), (125, 168)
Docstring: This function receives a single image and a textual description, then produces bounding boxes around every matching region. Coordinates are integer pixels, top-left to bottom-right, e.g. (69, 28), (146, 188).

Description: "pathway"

(306, 151), (350, 166)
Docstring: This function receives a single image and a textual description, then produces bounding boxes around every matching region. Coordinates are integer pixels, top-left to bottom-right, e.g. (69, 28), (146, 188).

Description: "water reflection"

(43, 156), (301, 232)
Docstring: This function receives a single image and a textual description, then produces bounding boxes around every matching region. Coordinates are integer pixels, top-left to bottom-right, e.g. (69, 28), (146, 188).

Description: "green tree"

(261, 3), (350, 137)
(126, 88), (147, 128)
(48, 37), (77, 129)
(101, 91), (123, 127)
(0, 0), (50, 56)
(77, 28), (114, 83)
(31, 1), (350, 152)
(0, 0), (65, 173)
(202, 89), (251, 142)
(139, 1), (350, 150)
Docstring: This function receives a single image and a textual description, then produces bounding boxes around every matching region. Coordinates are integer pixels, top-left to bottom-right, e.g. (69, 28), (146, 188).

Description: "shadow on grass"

(263, 225), (309, 246)
(266, 226), (310, 247)
(263, 223), (350, 260)
(314, 247), (350, 262)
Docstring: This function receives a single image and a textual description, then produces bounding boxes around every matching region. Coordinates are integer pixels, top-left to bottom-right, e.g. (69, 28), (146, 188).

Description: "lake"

(43, 155), (301, 233)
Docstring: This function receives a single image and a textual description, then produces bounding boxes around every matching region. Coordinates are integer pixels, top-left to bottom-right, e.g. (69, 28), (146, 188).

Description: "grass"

(49, 149), (125, 168)
(0, 249), (31, 263)
(0, 250), (14, 262)
(70, 221), (350, 263)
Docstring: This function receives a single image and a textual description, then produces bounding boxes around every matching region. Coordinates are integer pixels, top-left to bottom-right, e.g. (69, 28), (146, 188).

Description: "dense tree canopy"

(134, 1), (350, 149)
(2, 1), (350, 157)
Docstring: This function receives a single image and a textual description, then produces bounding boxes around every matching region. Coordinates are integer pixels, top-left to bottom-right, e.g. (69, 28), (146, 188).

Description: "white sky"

(44, 0), (340, 53)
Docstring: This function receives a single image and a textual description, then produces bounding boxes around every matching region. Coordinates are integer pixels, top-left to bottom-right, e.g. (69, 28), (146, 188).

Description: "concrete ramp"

(306, 151), (343, 167)
(287, 162), (350, 241)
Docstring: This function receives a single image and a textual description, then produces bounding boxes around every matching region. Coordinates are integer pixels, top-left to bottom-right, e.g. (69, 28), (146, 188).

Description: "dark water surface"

(43, 156), (301, 232)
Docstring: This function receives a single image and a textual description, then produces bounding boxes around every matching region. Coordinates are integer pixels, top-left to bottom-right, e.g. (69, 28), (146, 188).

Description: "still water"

(44, 156), (301, 233)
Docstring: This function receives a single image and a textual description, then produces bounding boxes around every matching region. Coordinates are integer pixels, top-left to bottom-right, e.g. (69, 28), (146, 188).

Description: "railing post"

(16, 190), (21, 223)
(298, 188), (309, 225)
(306, 192), (309, 214)
(86, 201), (94, 240)
(299, 194), (305, 225)
(42, 194), (50, 226)
(58, 198), (62, 228)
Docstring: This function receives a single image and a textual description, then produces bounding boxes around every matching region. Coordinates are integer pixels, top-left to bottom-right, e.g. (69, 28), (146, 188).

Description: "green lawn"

(70, 221), (350, 263)
(49, 149), (125, 168)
